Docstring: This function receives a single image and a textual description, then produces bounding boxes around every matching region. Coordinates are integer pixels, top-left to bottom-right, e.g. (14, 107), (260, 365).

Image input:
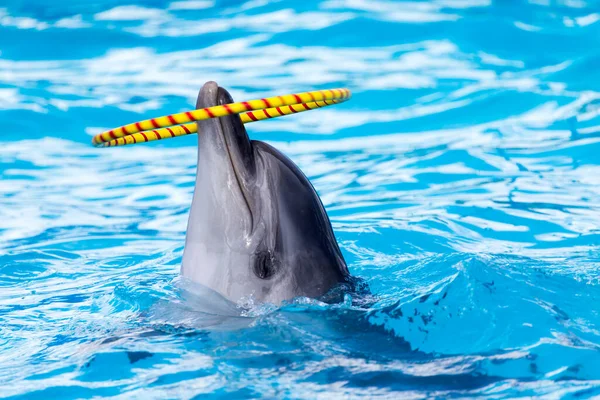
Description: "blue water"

(1, 0), (600, 398)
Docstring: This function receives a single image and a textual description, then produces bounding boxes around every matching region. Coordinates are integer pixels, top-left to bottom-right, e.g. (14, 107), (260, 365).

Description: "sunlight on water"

(1, 0), (600, 398)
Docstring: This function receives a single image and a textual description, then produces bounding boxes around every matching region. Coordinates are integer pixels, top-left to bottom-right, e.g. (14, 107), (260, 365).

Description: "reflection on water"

(1, 0), (600, 397)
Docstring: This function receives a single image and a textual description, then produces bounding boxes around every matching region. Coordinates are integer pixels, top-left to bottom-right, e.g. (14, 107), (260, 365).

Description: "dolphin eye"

(254, 250), (276, 279)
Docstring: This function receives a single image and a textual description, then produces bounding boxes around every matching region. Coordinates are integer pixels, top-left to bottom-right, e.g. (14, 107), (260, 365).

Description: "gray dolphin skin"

(181, 81), (350, 304)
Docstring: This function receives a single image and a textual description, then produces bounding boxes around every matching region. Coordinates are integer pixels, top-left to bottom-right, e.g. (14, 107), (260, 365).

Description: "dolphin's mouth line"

(217, 115), (254, 231)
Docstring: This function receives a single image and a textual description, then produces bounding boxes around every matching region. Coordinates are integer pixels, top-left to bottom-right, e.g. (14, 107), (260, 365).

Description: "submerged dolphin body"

(181, 81), (350, 304)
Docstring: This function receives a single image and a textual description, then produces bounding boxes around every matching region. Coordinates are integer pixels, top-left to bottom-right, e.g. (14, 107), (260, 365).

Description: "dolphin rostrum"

(181, 81), (350, 304)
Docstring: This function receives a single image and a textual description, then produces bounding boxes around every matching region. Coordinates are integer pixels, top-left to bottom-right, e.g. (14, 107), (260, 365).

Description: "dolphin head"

(181, 81), (349, 304)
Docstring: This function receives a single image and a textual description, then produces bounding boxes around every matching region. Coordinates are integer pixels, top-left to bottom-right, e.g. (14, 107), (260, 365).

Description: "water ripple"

(1, 0), (600, 398)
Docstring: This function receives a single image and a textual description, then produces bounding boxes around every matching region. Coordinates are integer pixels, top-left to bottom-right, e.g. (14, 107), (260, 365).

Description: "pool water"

(2, 0), (600, 398)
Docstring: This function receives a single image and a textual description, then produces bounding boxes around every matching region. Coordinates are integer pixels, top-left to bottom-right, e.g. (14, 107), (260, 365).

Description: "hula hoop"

(92, 88), (351, 147)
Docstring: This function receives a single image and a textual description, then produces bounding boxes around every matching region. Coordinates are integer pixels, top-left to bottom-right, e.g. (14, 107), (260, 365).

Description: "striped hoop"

(92, 88), (351, 147)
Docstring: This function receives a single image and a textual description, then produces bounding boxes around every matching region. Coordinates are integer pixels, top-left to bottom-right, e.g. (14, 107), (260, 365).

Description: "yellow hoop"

(92, 88), (351, 147)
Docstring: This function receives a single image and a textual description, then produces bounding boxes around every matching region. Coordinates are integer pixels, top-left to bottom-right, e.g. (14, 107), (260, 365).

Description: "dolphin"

(181, 81), (351, 304)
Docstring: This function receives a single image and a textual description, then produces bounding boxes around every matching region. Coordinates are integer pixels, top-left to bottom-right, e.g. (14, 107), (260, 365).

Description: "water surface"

(1, 0), (600, 398)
